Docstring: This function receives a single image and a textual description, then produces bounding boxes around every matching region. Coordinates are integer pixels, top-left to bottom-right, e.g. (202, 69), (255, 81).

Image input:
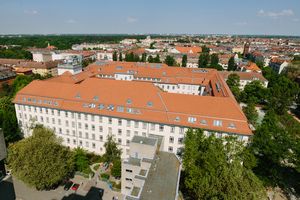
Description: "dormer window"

(213, 120), (223, 127)
(200, 120), (207, 125)
(147, 101), (153, 107)
(188, 117), (197, 123)
(75, 93), (81, 99)
(228, 123), (236, 129)
(127, 99), (132, 105)
(93, 96), (99, 101)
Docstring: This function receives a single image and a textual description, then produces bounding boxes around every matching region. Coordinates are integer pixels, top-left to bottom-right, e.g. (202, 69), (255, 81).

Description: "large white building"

(14, 61), (252, 158)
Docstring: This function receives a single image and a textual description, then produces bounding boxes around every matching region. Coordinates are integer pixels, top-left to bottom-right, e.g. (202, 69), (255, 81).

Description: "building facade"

(14, 67), (251, 159)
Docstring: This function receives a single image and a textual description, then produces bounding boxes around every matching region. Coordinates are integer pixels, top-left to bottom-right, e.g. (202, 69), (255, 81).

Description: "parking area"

(12, 175), (123, 200)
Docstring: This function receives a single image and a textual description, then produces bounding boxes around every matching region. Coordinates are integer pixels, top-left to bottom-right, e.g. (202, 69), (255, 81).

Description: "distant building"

(96, 51), (114, 61)
(269, 58), (289, 74)
(13, 61), (58, 76)
(122, 136), (181, 200)
(120, 39), (138, 45)
(243, 42), (251, 57)
(219, 71), (268, 90)
(0, 66), (16, 91)
(57, 55), (82, 75)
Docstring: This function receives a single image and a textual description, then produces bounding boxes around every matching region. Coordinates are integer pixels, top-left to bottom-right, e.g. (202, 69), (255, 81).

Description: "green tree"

(198, 53), (209, 68)
(240, 81), (267, 104)
(154, 54), (161, 63)
(201, 45), (210, 53)
(164, 55), (176, 66)
(182, 54), (187, 67)
(112, 51), (118, 61)
(182, 129), (266, 200)
(267, 76), (299, 114)
(7, 126), (74, 190)
(147, 55), (154, 63)
(251, 111), (300, 193)
(141, 53), (147, 62)
(0, 97), (21, 144)
(74, 148), (89, 172)
(111, 159), (121, 178)
(103, 135), (122, 163)
(228, 56), (237, 71)
(210, 53), (219, 66)
(226, 73), (241, 101)
(119, 52), (123, 61)
(243, 103), (258, 126)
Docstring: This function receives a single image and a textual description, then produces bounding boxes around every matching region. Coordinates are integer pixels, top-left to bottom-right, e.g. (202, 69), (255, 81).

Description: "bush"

(111, 181), (121, 190)
(93, 164), (100, 171)
(100, 173), (110, 180)
(87, 153), (103, 164)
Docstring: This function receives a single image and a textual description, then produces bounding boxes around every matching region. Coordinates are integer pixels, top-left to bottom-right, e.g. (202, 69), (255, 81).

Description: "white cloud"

(65, 19), (77, 24)
(257, 9), (294, 19)
(127, 16), (138, 23)
(24, 9), (38, 15)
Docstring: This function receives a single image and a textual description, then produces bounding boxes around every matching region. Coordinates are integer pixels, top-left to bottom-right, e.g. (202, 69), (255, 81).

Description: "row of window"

(19, 110), (187, 134)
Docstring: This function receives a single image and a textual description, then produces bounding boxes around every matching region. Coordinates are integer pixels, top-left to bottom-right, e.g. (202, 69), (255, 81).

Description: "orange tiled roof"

(14, 78), (252, 135)
(175, 46), (202, 54)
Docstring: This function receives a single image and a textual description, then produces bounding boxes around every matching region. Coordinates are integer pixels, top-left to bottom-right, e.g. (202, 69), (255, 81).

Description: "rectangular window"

(159, 125), (164, 132)
(125, 169), (132, 173)
(169, 136), (174, 143)
(58, 119), (61, 125)
(108, 118), (112, 124)
(213, 120), (222, 127)
(168, 146), (173, 152)
(85, 114), (88, 120)
(99, 116), (103, 123)
(73, 139), (76, 145)
(85, 124), (88, 130)
(108, 127), (112, 134)
(126, 130), (130, 137)
(65, 112), (68, 117)
(78, 122), (82, 129)
(85, 132), (89, 139)
(188, 117), (196, 123)
(77, 113), (81, 119)
(118, 129), (122, 135)
(99, 126), (103, 132)
(118, 119), (122, 126)
(79, 131), (82, 138)
(134, 121), (139, 128)
(142, 122), (147, 129)
(91, 115), (95, 121)
(125, 178), (132, 181)
(99, 135), (103, 141)
(92, 125), (95, 131)
(92, 143), (96, 149)
(126, 120), (131, 127)
(92, 134), (95, 140)
(118, 138), (122, 144)
(85, 141), (89, 147)
(151, 123), (155, 131)
(171, 126), (175, 133)
(178, 138), (184, 144)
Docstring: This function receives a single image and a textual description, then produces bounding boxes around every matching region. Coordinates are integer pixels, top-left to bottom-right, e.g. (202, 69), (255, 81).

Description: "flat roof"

(131, 136), (157, 146)
(140, 152), (180, 200)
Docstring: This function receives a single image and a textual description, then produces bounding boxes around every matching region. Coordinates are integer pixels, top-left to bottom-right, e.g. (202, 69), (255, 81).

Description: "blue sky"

(0, 0), (299, 35)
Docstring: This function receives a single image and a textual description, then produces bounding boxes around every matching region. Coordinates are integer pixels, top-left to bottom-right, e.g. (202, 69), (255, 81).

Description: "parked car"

(71, 183), (80, 191)
(64, 181), (73, 191)
(99, 188), (104, 197)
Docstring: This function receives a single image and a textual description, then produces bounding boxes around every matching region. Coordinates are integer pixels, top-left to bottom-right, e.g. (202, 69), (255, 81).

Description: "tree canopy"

(181, 54), (187, 67)
(103, 135), (122, 163)
(226, 73), (241, 101)
(227, 56), (237, 71)
(7, 126), (74, 190)
(164, 55), (176, 66)
(182, 128), (266, 200)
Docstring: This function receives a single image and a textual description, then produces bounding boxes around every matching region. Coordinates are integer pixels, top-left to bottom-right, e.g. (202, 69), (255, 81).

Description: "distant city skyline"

(0, 0), (300, 36)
